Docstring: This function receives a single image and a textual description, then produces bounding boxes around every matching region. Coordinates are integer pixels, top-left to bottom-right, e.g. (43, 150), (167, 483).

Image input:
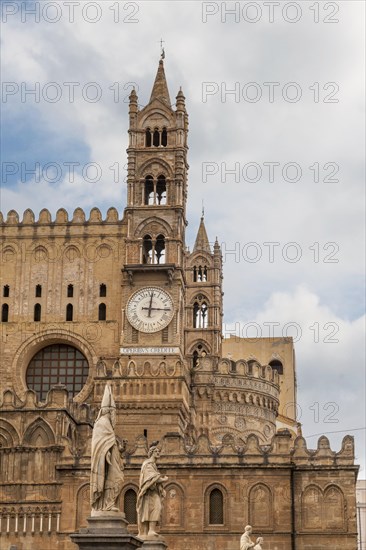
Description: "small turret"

(129, 87), (138, 120)
(176, 87), (186, 112)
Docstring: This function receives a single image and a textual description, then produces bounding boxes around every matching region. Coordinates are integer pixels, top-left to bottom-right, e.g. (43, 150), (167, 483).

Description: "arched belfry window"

(100, 284), (107, 297)
(155, 234), (165, 264)
(161, 127), (167, 147)
(192, 344), (207, 368)
(3, 285), (10, 297)
(35, 284), (42, 297)
(67, 284), (74, 298)
(144, 175), (168, 206)
(26, 343), (89, 401)
(142, 235), (153, 264)
(193, 296), (208, 328)
(145, 128), (152, 147)
(209, 488), (224, 525)
(142, 234), (166, 265)
(269, 359), (284, 375)
(124, 489), (137, 524)
(153, 128), (160, 147)
(144, 175), (154, 205)
(193, 265), (208, 282)
(156, 175), (167, 205)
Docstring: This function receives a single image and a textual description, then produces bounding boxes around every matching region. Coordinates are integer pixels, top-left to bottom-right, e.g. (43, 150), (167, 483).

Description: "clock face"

(126, 287), (175, 333)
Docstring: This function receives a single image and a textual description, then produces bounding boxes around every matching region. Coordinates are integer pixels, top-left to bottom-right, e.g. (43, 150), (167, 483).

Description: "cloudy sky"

(1, 1), (365, 475)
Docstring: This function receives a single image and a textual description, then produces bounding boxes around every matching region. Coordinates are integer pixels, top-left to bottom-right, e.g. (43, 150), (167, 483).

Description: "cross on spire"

(159, 38), (165, 59)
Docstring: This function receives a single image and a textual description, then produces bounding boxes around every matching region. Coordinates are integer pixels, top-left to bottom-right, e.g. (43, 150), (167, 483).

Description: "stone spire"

(150, 59), (171, 105)
(193, 215), (211, 253)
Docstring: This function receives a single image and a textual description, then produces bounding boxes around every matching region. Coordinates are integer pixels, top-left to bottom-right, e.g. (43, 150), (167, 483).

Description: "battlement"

(0, 206), (123, 227)
(123, 431), (356, 468)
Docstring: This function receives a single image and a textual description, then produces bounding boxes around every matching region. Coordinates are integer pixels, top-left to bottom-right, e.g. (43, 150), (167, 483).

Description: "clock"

(126, 286), (175, 333)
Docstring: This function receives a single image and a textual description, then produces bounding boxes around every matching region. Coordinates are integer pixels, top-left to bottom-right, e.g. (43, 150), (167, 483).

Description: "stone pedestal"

(140, 539), (168, 550)
(70, 511), (143, 550)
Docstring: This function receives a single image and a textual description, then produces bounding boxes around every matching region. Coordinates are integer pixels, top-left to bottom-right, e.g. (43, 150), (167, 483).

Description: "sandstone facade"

(0, 59), (359, 549)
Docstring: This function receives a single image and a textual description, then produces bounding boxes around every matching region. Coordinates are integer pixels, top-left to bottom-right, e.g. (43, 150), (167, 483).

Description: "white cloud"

(1, 1), (365, 475)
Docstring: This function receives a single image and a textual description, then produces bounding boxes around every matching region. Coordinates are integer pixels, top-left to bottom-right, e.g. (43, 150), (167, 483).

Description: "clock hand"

(141, 307), (171, 312)
(147, 292), (154, 318)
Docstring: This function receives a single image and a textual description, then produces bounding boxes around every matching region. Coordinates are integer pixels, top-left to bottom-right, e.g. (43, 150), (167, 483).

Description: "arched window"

(34, 303), (41, 322)
(26, 343), (89, 401)
(193, 297), (208, 328)
(192, 344), (207, 368)
(3, 285), (9, 297)
(98, 303), (106, 321)
(161, 127), (167, 147)
(209, 488), (224, 525)
(100, 284), (107, 297)
(145, 128), (152, 147)
(66, 303), (73, 322)
(153, 128), (160, 147)
(1, 304), (9, 323)
(67, 284), (74, 298)
(144, 175), (154, 205)
(124, 489), (137, 524)
(142, 234), (153, 264)
(156, 175), (167, 205)
(269, 359), (283, 375)
(35, 284), (42, 297)
(155, 234), (165, 264)
(142, 234), (166, 264)
(193, 265), (208, 282)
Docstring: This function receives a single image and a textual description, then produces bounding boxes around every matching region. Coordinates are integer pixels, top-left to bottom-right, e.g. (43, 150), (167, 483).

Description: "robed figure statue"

(240, 525), (255, 550)
(90, 383), (125, 512)
(137, 444), (168, 537)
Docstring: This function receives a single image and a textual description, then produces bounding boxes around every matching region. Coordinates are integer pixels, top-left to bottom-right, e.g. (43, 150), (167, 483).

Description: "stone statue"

(240, 525), (255, 550)
(254, 537), (264, 549)
(90, 383), (125, 512)
(137, 443), (168, 538)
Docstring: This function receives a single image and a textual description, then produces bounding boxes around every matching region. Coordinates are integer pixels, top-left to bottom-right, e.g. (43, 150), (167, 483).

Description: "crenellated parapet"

(121, 431), (356, 469)
(0, 207), (122, 227)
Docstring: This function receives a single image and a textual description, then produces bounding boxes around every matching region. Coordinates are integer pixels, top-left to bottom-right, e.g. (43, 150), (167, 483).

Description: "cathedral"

(0, 58), (359, 549)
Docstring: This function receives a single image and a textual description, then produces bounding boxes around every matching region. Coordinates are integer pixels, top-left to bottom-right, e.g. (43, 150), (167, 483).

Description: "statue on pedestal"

(240, 525), (255, 550)
(90, 383), (125, 513)
(137, 443), (168, 538)
(254, 537), (264, 549)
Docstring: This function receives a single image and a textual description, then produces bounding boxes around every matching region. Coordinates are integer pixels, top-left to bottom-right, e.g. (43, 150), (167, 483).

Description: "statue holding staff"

(90, 383), (125, 512)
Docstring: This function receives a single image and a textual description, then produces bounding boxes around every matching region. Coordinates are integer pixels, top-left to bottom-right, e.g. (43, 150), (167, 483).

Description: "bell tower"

(119, 58), (191, 442)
